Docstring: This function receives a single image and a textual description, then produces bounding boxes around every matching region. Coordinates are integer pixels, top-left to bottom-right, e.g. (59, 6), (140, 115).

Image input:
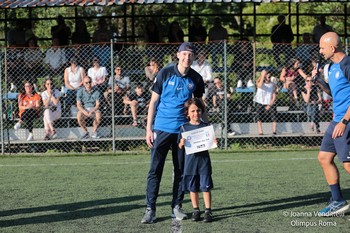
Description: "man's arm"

(146, 91), (160, 148)
(256, 70), (266, 88)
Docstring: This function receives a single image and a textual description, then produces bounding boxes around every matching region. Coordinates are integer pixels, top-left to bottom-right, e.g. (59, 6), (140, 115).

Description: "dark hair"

(70, 57), (78, 64)
(135, 83), (143, 89)
(45, 78), (54, 87)
(184, 98), (205, 118)
(20, 80), (35, 96)
(285, 57), (301, 70)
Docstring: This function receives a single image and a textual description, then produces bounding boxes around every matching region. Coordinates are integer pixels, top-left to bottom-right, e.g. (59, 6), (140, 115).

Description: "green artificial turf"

(0, 151), (349, 232)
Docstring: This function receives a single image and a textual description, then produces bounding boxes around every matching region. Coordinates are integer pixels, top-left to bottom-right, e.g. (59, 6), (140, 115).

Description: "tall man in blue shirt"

(141, 42), (206, 224)
(315, 32), (350, 216)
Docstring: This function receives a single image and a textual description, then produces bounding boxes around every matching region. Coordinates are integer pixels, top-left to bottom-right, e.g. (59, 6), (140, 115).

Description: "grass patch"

(0, 151), (349, 232)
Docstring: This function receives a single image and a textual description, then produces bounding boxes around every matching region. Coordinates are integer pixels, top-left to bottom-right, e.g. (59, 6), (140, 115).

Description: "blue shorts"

(320, 121), (350, 162)
(182, 175), (213, 192)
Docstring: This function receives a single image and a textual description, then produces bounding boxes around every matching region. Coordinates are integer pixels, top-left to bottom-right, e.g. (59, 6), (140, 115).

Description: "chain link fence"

(0, 40), (331, 154)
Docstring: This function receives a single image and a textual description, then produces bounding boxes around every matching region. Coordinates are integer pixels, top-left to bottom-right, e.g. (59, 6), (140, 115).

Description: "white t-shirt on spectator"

(87, 66), (108, 86)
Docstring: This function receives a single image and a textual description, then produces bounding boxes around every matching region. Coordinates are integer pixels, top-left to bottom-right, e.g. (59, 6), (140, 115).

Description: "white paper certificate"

(181, 125), (217, 154)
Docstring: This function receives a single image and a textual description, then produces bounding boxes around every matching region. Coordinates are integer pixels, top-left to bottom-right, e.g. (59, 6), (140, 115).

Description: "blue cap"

(178, 42), (196, 53)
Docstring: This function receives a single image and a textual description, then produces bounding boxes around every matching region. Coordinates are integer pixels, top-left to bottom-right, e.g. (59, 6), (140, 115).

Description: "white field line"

(0, 157), (316, 167)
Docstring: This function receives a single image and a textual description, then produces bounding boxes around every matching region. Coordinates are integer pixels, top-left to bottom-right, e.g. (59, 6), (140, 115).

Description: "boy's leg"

(190, 192), (199, 208)
(203, 191), (212, 209)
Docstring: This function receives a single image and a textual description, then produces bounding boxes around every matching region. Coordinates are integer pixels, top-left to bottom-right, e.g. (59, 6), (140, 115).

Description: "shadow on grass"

(0, 192), (185, 227)
(213, 188), (350, 221)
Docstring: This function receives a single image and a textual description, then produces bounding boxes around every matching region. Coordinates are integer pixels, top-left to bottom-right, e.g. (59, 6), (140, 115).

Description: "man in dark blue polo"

(141, 42), (205, 224)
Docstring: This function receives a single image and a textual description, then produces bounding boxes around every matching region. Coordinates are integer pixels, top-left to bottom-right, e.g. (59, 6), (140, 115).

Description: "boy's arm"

(178, 138), (185, 149)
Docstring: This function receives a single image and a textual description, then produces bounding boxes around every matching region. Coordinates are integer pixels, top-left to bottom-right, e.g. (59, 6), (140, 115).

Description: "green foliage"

(1, 2), (349, 46)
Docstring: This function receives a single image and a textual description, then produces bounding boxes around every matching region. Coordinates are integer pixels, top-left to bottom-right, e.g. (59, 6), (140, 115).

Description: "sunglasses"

(85, 81), (92, 84)
(46, 83), (53, 85)
(306, 80), (313, 82)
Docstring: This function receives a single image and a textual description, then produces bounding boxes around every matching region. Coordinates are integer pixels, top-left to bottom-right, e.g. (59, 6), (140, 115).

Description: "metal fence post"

(0, 48), (4, 155)
(110, 40), (115, 153)
(223, 40), (228, 150)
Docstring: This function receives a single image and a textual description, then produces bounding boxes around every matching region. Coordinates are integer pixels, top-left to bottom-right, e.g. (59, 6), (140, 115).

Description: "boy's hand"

(179, 138), (185, 149)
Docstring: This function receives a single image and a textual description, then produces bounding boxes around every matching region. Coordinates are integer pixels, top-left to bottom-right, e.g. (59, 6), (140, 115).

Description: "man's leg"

(93, 111), (101, 133)
(171, 135), (188, 220)
(318, 150), (349, 215)
(145, 131), (173, 210)
(343, 162), (350, 174)
(318, 151), (339, 189)
(172, 135), (185, 209)
(77, 111), (88, 132)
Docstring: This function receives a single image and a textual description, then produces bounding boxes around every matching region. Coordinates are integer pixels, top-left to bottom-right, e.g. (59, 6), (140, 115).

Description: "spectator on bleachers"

(270, 14), (294, 67)
(7, 19), (26, 47)
(279, 58), (308, 110)
(41, 78), (62, 140)
(14, 81), (41, 141)
(87, 57), (108, 92)
(301, 77), (322, 134)
(167, 21), (184, 43)
(231, 38), (254, 87)
(209, 77), (236, 136)
(144, 19), (161, 44)
(191, 50), (213, 106)
(208, 17), (228, 67)
(76, 76), (102, 139)
(253, 70), (277, 135)
(51, 15), (71, 46)
(7, 45), (24, 92)
(312, 15), (333, 44)
(210, 77), (231, 113)
(71, 19), (91, 68)
(104, 80), (127, 115)
(24, 37), (43, 88)
(44, 37), (67, 76)
(295, 33), (318, 73)
(63, 57), (86, 116)
(104, 65), (130, 114)
(92, 18), (112, 67)
(123, 83), (150, 127)
(107, 66), (130, 91)
(189, 17), (207, 43)
(280, 57), (308, 89)
(72, 19), (91, 45)
(144, 58), (161, 92)
(24, 20), (37, 43)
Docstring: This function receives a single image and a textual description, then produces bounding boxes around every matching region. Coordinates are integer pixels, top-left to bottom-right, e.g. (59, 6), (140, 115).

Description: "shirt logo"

(187, 83), (194, 90)
(335, 71), (340, 79)
(169, 81), (175, 86)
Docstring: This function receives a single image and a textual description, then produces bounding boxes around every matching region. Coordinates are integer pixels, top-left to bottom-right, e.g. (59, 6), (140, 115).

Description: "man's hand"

(332, 122), (346, 139)
(146, 129), (154, 148)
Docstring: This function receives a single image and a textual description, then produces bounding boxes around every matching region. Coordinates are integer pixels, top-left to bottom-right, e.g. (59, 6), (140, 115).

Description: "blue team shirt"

(179, 121), (212, 176)
(152, 64), (204, 133)
(328, 56), (350, 122)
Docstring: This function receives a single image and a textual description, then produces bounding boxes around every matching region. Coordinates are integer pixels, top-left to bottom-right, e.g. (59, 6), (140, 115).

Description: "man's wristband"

(342, 118), (349, 125)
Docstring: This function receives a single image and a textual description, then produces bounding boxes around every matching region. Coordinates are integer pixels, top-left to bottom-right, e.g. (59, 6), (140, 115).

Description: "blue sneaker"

(319, 199), (350, 216)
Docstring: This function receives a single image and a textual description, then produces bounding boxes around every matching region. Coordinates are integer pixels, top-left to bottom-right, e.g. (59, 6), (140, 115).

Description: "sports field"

(0, 150), (349, 233)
